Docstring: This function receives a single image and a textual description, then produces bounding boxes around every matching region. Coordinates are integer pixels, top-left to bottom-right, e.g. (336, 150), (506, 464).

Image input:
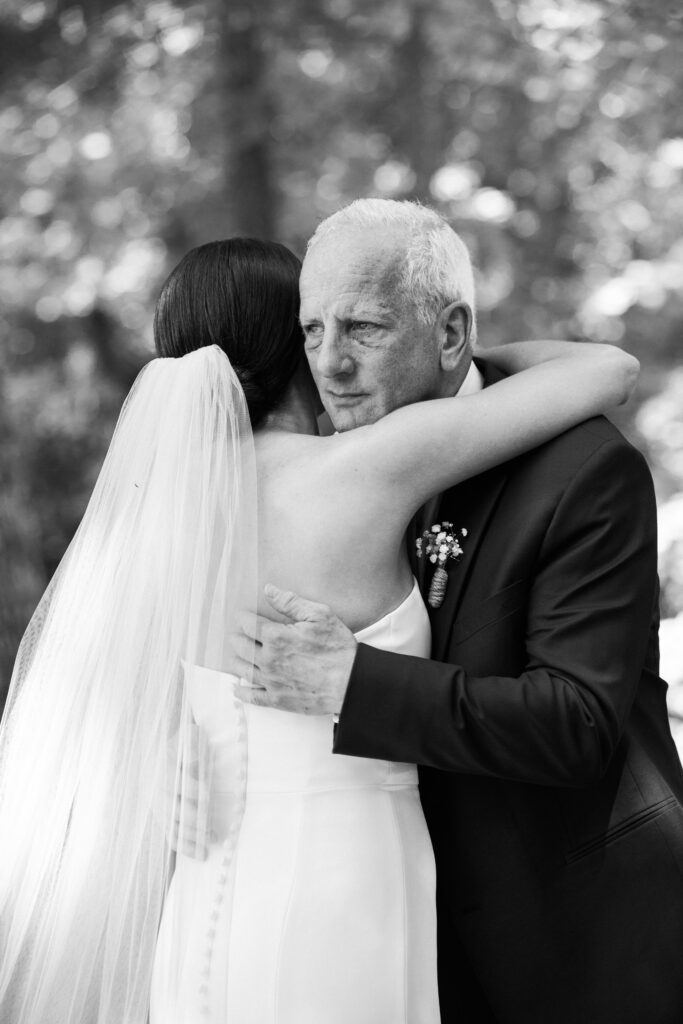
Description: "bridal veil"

(0, 346), (257, 1022)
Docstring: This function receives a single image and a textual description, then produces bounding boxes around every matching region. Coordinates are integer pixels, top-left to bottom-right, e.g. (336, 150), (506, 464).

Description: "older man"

(247, 200), (683, 1024)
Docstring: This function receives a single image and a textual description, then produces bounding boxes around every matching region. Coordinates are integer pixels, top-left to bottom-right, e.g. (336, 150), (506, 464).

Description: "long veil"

(0, 345), (257, 1022)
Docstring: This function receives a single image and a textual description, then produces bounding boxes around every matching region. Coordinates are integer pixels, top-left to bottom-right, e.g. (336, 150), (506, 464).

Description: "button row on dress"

(198, 699), (248, 1017)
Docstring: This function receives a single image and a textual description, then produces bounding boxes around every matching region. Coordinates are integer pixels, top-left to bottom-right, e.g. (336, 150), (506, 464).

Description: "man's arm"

(334, 438), (659, 787)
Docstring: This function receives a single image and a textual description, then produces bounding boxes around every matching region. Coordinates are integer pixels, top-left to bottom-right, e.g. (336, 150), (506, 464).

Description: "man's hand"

(232, 585), (357, 715)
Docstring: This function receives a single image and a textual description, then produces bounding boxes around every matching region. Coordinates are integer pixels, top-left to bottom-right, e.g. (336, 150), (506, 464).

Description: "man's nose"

(315, 325), (354, 379)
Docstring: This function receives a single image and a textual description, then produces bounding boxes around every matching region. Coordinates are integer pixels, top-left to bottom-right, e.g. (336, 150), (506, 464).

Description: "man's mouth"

(326, 391), (367, 405)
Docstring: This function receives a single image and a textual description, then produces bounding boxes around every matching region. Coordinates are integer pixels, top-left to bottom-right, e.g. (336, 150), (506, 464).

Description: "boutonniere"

(416, 522), (468, 608)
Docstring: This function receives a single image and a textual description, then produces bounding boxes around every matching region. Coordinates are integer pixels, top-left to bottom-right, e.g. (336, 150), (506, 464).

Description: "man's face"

(300, 228), (444, 432)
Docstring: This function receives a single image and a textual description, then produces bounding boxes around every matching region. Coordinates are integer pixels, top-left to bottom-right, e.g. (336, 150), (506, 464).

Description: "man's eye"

(352, 321), (376, 331)
(302, 323), (322, 343)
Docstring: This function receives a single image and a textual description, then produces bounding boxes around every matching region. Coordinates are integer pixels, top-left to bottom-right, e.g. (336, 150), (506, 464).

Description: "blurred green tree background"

(1, 0), (682, 716)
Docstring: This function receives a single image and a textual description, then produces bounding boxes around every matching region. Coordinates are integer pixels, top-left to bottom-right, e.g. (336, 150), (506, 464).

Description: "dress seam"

(273, 795), (306, 1024)
(388, 783), (409, 1024)
(388, 615), (409, 1023)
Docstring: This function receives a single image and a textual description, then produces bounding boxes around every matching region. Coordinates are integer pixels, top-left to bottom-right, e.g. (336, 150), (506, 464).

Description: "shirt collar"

(456, 360), (484, 396)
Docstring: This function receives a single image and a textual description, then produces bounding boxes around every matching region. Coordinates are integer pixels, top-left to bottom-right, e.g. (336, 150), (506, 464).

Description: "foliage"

(0, 0), (682, 702)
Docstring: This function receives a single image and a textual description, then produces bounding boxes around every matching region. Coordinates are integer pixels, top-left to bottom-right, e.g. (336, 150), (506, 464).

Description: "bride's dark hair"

(154, 238), (305, 427)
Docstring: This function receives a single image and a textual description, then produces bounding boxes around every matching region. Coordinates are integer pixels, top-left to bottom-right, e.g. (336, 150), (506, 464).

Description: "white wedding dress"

(150, 578), (440, 1023)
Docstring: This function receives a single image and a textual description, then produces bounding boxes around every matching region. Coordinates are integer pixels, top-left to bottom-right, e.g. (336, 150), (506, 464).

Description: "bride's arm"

(331, 340), (638, 513)
(476, 339), (635, 378)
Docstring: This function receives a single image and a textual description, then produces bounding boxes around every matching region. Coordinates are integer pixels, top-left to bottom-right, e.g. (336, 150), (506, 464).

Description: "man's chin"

(327, 402), (379, 432)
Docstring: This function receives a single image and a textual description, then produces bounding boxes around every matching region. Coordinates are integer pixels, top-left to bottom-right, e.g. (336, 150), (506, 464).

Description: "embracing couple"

(1, 199), (682, 1024)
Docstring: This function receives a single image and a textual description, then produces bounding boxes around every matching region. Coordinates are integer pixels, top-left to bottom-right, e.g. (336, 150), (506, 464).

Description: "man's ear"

(438, 301), (473, 372)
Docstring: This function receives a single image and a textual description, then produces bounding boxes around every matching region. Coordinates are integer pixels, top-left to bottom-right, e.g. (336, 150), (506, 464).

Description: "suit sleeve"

(333, 439), (659, 787)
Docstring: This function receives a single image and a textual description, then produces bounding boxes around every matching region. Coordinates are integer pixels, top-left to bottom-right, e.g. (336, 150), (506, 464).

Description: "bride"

(0, 236), (637, 1023)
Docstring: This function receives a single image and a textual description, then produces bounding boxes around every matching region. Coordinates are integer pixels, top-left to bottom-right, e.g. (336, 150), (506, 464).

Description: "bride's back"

(253, 430), (414, 633)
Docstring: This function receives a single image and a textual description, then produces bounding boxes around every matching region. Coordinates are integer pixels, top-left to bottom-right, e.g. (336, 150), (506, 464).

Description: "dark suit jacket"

(334, 362), (683, 1024)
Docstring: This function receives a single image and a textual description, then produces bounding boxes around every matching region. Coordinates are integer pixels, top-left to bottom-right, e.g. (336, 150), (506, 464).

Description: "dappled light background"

(0, 0), (682, 737)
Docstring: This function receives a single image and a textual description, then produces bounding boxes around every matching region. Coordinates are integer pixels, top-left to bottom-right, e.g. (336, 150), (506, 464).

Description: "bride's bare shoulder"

(253, 430), (379, 521)
(254, 431), (351, 477)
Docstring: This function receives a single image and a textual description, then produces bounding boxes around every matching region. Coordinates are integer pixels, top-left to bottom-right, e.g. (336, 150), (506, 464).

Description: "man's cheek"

(365, 390), (393, 420)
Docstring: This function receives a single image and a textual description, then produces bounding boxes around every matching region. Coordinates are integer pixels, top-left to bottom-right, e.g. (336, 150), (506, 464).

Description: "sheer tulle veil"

(0, 345), (257, 1022)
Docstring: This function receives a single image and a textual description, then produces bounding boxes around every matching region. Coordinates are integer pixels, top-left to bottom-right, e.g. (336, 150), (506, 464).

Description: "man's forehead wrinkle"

(303, 224), (408, 275)
(300, 294), (396, 323)
(300, 225), (411, 324)
(301, 274), (396, 313)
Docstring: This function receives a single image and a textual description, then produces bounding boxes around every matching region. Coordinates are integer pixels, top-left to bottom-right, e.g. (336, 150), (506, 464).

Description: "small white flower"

(416, 521), (467, 574)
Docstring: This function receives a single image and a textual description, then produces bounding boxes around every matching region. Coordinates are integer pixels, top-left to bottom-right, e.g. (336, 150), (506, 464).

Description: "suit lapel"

(429, 466), (508, 660)
(423, 357), (511, 661)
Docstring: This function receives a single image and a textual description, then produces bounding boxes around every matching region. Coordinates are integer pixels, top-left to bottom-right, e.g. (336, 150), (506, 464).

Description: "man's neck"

(455, 360), (484, 396)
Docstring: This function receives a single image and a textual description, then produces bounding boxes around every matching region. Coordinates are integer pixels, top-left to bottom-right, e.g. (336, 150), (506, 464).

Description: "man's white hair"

(307, 198), (477, 338)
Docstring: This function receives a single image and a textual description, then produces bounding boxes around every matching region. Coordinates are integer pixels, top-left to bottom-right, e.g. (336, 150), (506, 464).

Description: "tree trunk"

(394, 0), (439, 201)
(218, 0), (279, 238)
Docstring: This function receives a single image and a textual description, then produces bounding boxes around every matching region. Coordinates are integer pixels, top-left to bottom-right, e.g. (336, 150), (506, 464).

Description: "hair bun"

(235, 366), (268, 426)
(153, 240), (304, 430)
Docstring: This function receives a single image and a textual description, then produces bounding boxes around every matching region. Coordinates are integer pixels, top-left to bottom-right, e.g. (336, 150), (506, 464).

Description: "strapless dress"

(150, 578), (439, 1023)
